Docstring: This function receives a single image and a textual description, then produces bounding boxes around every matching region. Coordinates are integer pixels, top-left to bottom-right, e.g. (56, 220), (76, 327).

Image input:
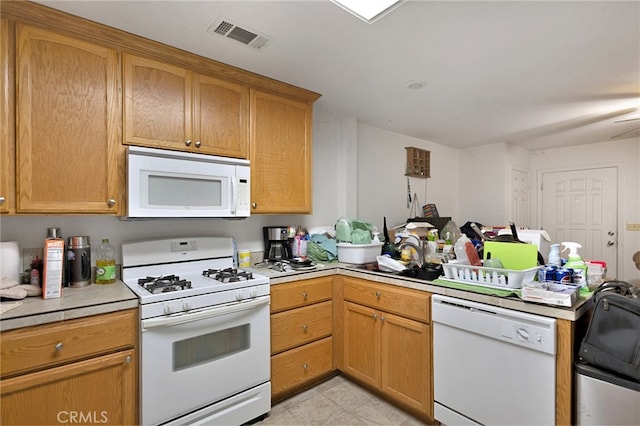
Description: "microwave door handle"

(230, 176), (237, 215)
(141, 296), (269, 330)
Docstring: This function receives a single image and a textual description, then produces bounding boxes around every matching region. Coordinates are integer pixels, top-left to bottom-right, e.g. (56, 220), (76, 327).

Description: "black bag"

(578, 281), (640, 381)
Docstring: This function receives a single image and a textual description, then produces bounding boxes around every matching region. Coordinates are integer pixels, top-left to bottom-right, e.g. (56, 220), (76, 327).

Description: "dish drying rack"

(441, 263), (539, 290)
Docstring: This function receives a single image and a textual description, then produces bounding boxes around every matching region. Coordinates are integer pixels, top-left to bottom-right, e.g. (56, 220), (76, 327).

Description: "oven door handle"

(141, 296), (270, 330)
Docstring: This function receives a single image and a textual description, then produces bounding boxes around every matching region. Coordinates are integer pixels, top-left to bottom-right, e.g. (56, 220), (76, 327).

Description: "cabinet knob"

(185, 139), (192, 147)
(375, 291), (382, 299)
(380, 316), (385, 322)
(125, 355), (132, 363)
(302, 291), (308, 300)
(0, 196), (5, 204)
(372, 313), (378, 320)
(303, 363), (308, 370)
(195, 141), (201, 148)
(107, 199), (116, 207)
(55, 342), (64, 351)
(302, 324), (308, 331)
(251, 202), (257, 209)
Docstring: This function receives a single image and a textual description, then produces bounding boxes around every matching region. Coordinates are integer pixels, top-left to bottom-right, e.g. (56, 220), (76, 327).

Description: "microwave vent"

(208, 17), (272, 50)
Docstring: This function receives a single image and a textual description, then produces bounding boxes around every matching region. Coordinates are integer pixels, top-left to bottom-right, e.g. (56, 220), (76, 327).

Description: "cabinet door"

(0, 349), (137, 426)
(194, 73), (248, 158)
(123, 53), (192, 151)
(16, 24), (119, 213)
(0, 18), (14, 214)
(381, 312), (432, 417)
(342, 301), (380, 388)
(250, 89), (312, 214)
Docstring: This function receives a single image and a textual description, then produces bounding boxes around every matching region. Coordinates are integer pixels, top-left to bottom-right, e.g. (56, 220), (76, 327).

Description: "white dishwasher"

(432, 294), (557, 425)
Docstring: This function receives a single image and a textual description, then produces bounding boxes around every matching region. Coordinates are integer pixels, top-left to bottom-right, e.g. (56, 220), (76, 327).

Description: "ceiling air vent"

(207, 17), (272, 50)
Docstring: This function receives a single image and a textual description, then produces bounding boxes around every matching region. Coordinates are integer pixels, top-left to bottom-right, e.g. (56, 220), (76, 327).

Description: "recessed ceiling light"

(331, 0), (405, 24)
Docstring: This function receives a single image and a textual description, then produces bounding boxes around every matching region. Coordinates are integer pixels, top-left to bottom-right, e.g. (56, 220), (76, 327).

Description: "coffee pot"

(66, 236), (91, 287)
(263, 226), (292, 261)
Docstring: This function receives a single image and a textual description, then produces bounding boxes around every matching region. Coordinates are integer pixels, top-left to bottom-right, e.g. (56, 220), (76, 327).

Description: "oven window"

(148, 175), (222, 207)
(173, 324), (250, 371)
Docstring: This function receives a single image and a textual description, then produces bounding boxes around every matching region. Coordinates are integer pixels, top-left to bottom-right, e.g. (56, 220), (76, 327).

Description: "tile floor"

(253, 375), (429, 425)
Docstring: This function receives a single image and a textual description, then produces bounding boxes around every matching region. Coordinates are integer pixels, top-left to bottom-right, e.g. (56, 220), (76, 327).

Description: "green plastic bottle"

(562, 242), (588, 287)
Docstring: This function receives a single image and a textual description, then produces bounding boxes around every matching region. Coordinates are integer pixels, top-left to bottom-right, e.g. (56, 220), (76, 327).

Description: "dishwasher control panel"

(432, 294), (557, 355)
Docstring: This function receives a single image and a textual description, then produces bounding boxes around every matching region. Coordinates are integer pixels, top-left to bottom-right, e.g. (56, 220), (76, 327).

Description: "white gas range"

(122, 236), (271, 426)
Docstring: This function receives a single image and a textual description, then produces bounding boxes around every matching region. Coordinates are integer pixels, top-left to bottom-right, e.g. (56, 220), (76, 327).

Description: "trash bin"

(575, 362), (640, 425)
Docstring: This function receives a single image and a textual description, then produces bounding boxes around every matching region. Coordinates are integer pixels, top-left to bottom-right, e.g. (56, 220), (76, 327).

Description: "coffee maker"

(263, 227), (292, 262)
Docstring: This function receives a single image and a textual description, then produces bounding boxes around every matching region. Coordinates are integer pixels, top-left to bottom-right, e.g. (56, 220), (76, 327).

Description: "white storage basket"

(441, 263), (538, 290)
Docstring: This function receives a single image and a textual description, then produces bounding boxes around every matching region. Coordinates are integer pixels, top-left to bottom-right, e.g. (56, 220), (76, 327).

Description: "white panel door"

(541, 167), (618, 278)
(511, 168), (530, 227)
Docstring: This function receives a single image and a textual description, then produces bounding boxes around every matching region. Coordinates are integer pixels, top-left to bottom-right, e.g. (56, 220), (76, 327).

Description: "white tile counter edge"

(0, 281), (138, 331)
(251, 262), (592, 322)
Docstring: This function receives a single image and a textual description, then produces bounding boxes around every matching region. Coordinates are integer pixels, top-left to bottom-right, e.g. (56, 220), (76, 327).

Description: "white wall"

(355, 123), (460, 232)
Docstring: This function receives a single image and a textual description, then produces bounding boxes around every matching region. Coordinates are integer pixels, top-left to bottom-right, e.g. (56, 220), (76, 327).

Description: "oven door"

(140, 296), (270, 426)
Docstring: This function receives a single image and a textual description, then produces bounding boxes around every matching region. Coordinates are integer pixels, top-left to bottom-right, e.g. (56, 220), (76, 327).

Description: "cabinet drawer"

(1, 309), (137, 377)
(342, 277), (430, 323)
(271, 336), (333, 399)
(271, 301), (332, 354)
(270, 277), (333, 313)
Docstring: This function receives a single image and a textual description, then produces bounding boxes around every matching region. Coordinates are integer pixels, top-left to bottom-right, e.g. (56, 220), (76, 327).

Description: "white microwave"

(126, 146), (250, 218)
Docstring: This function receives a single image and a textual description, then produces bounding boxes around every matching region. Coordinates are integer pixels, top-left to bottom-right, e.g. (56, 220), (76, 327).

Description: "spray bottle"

(562, 242), (588, 287)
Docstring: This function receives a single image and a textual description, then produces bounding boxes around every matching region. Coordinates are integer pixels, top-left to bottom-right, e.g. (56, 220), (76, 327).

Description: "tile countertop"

(0, 281), (138, 331)
(250, 262), (593, 322)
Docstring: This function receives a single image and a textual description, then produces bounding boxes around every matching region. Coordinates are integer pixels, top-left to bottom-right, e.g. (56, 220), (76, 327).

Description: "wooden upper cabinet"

(0, 18), (14, 214)
(15, 24), (120, 214)
(250, 89), (313, 214)
(123, 53), (249, 158)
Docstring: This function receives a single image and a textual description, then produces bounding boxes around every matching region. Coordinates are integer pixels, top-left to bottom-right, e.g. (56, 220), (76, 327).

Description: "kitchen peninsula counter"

(254, 263), (593, 322)
(0, 281), (138, 331)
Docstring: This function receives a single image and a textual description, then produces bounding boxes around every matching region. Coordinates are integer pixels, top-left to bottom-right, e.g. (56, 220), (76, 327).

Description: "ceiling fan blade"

(614, 117), (640, 124)
(610, 127), (640, 139)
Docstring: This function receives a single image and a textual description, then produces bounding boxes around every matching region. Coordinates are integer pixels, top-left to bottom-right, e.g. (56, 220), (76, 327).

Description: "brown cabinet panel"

(1, 309), (136, 378)
(342, 277), (430, 323)
(15, 24), (120, 213)
(342, 301), (380, 388)
(123, 53), (192, 150)
(250, 89), (312, 214)
(0, 18), (14, 214)
(1, 349), (137, 426)
(271, 336), (333, 401)
(271, 300), (332, 354)
(381, 312), (431, 416)
(270, 277), (333, 313)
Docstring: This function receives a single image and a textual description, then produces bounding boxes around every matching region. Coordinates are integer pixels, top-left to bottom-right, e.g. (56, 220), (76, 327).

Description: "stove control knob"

(182, 301), (191, 311)
(236, 291), (243, 301)
(250, 288), (258, 298)
(163, 305), (172, 315)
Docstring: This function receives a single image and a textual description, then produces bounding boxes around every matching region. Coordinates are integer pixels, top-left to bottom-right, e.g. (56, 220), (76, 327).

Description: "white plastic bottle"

(454, 234), (471, 265)
(95, 238), (116, 284)
(562, 242), (588, 287)
(548, 243), (561, 267)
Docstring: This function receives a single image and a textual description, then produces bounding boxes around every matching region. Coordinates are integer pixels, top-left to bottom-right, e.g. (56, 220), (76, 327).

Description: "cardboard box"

(521, 282), (578, 307)
(42, 238), (64, 299)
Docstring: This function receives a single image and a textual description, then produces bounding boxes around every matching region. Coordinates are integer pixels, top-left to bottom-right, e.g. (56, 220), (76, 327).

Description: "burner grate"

(138, 275), (192, 294)
(202, 268), (254, 283)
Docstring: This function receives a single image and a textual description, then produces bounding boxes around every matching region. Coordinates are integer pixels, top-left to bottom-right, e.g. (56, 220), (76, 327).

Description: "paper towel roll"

(1, 241), (21, 283)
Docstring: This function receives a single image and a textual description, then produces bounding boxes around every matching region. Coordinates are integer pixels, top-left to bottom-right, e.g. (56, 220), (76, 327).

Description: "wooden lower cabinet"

(341, 278), (432, 420)
(0, 309), (138, 425)
(271, 336), (333, 399)
(270, 277), (335, 400)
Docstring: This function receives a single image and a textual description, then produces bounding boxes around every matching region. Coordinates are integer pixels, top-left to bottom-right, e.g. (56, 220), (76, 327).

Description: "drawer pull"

(375, 291), (382, 299)
(303, 363), (308, 370)
(55, 342), (64, 351)
(302, 292), (308, 300)
(302, 324), (308, 331)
